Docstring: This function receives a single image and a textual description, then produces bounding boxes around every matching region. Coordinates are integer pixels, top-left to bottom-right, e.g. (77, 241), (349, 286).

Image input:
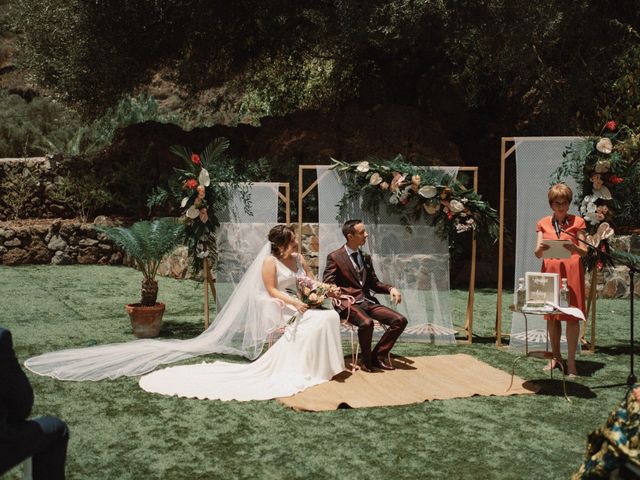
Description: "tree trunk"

(141, 278), (158, 306)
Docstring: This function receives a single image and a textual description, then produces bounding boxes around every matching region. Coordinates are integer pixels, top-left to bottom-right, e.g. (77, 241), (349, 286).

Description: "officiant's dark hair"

(268, 224), (296, 256)
(342, 219), (362, 239)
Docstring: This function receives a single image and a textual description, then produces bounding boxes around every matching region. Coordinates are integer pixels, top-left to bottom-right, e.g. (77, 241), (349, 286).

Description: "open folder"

(542, 239), (572, 259)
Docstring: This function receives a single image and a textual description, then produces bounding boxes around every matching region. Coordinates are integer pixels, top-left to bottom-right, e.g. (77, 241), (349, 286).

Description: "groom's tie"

(350, 251), (361, 270)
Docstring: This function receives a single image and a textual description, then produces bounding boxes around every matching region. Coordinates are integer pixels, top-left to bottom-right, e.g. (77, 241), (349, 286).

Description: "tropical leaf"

(201, 137), (230, 165)
(97, 218), (184, 280)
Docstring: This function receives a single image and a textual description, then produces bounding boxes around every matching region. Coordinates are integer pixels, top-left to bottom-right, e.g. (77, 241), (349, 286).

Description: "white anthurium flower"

(593, 185), (612, 200)
(424, 203), (440, 214)
(584, 211), (600, 225)
(596, 137), (613, 154)
(198, 168), (211, 187)
(449, 199), (465, 213)
(418, 185), (437, 198)
(186, 205), (200, 219)
(356, 161), (370, 173)
(389, 194), (400, 205)
(369, 172), (383, 185)
(180, 197), (189, 208)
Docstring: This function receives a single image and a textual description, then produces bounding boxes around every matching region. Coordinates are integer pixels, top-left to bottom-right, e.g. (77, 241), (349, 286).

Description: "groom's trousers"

(340, 302), (407, 366)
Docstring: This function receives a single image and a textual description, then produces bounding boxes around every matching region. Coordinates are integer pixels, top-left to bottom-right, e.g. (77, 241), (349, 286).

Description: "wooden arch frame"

(204, 182), (290, 329)
(495, 137), (596, 350)
(298, 165), (479, 344)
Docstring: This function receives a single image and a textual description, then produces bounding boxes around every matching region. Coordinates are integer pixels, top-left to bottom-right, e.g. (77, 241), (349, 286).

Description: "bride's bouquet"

(295, 275), (332, 308)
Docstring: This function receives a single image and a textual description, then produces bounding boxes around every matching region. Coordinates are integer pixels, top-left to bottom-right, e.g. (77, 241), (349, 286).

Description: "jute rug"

(277, 353), (537, 411)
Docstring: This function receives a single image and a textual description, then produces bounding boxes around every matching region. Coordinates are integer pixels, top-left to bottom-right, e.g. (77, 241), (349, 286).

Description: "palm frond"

(169, 145), (195, 168)
(201, 137), (230, 165)
(97, 218), (184, 280)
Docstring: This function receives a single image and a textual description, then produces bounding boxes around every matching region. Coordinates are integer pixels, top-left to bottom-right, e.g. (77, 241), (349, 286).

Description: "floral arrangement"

(147, 137), (252, 273)
(553, 121), (640, 270)
(330, 156), (500, 248)
(295, 275), (332, 308)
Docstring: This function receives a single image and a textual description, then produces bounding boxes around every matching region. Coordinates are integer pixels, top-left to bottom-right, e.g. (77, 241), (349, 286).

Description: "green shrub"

(47, 166), (114, 222)
(0, 166), (40, 219)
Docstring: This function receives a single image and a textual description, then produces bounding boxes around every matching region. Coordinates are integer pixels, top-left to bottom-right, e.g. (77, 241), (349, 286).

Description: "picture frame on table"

(525, 272), (559, 306)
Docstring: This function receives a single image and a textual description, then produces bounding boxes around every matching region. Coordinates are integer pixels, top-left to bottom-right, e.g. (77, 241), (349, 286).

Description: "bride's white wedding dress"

(138, 255), (345, 400)
(24, 244), (344, 396)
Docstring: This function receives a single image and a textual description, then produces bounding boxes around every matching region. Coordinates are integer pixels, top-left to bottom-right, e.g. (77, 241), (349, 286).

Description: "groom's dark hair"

(342, 219), (362, 239)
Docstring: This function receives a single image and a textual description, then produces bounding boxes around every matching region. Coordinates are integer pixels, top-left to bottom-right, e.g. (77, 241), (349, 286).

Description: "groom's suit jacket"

(323, 246), (392, 313)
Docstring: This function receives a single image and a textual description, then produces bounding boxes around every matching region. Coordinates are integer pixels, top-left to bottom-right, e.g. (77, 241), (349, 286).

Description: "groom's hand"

(390, 287), (402, 305)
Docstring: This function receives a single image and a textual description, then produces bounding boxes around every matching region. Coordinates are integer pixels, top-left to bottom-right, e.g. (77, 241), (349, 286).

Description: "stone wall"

(0, 217), (123, 266)
(585, 234), (640, 299)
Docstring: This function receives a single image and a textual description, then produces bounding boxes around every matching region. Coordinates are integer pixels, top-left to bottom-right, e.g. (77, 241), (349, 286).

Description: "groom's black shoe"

(360, 360), (377, 373)
(374, 356), (395, 371)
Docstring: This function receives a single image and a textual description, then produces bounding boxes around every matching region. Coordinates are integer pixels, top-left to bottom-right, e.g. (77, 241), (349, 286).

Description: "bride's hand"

(294, 300), (308, 313)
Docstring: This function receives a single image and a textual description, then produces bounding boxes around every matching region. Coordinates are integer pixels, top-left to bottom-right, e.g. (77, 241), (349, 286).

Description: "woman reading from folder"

(534, 184), (588, 376)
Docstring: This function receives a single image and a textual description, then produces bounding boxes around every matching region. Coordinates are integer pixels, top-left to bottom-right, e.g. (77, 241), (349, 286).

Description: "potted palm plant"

(97, 218), (184, 338)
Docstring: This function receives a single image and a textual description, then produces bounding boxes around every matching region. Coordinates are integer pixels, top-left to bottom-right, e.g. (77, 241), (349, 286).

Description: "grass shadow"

(575, 359), (606, 377)
(595, 343), (639, 357)
(526, 379), (597, 399)
(160, 320), (204, 339)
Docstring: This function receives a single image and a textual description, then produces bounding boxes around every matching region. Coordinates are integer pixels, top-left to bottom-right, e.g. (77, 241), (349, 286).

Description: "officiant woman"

(534, 184), (588, 377)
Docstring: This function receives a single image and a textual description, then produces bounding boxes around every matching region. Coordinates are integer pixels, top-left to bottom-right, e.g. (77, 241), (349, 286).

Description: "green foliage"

(600, 26), (640, 129)
(96, 218), (184, 282)
(0, 165), (39, 219)
(0, 91), (81, 157)
(0, 91), (175, 158)
(10, 0), (639, 135)
(47, 167), (113, 222)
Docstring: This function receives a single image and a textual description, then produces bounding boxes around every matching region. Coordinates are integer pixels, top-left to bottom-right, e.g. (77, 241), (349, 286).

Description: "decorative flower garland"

(148, 137), (251, 273)
(553, 121), (640, 270)
(330, 156), (499, 248)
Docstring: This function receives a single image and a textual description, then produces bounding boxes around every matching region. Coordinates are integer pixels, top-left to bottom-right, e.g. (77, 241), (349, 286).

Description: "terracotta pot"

(125, 302), (165, 338)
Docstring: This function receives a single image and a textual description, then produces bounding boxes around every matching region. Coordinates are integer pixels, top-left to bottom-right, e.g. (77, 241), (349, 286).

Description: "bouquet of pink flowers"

(295, 275), (332, 308)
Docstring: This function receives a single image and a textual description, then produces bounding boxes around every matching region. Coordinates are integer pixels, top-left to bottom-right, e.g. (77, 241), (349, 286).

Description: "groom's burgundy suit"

(323, 246), (407, 368)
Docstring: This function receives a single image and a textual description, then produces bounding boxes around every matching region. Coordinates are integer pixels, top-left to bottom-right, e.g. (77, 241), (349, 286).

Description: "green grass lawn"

(1, 264), (636, 479)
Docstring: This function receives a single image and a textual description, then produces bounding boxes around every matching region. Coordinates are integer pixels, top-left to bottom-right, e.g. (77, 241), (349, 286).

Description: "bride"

(25, 225), (345, 401)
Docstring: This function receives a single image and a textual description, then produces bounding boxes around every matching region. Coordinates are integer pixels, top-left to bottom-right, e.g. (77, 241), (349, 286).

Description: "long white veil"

(25, 183), (282, 381)
(24, 243), (281, 381)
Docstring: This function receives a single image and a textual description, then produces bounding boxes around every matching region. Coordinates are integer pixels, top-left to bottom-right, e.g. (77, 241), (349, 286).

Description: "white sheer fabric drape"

(216, 183), (279, 308)
(316, 165), (458, 344)
(24, 183), (280, 380)
(510, 137), (582, 352)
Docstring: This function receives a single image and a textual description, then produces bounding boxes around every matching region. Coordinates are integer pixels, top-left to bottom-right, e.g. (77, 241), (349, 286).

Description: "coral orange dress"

(536, 214), (586, 322)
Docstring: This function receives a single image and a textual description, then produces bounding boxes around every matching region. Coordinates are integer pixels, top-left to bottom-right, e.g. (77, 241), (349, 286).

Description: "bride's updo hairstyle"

(268, 225), (296, 257)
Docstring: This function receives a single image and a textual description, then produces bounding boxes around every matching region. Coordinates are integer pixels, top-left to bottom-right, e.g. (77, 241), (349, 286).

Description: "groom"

(323, 219), (407, 372)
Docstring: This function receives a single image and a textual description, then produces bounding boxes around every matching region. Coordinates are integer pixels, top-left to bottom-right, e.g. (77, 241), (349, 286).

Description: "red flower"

(191, 153), (201, 165)
(184, 178), (198, 189)
(609, 175), (624, 184)
(447, 212), (453, 220)
(605, 120), (617, 131)
(597, 261), (604, 270)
